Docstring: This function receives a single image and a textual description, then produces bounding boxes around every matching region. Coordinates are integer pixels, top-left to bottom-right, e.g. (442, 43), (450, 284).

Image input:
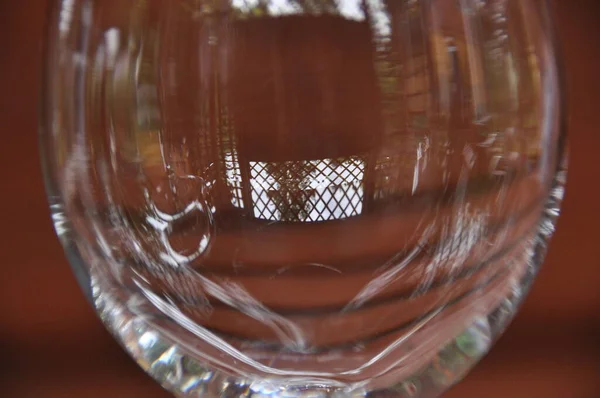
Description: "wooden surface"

(1, 0), (599, 397)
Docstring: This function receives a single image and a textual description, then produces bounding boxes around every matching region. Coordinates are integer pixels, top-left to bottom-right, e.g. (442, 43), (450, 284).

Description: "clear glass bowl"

(41, 0), (566, 396)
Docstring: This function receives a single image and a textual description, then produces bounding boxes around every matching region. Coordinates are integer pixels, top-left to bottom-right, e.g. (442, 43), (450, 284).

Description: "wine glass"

(40, 0), (566, 396)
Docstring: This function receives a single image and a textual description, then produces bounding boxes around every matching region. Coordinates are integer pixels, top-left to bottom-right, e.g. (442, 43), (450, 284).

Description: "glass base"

(92, 271), (523, 398)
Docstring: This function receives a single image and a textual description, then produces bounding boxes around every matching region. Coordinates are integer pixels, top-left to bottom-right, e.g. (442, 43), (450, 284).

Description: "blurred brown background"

(1, 0), (599, 397)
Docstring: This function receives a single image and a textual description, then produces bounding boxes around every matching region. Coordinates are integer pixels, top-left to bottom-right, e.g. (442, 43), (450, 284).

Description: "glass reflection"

(46, 0), (563, 394)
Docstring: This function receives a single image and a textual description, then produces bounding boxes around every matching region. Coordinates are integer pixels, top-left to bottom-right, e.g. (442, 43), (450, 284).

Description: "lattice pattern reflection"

(249, 157), (365, 222)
